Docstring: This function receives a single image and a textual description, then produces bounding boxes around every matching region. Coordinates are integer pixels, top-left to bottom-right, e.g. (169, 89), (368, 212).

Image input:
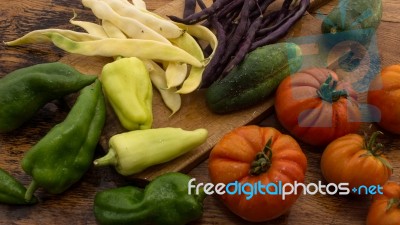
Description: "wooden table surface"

(1, 0), (400, 224)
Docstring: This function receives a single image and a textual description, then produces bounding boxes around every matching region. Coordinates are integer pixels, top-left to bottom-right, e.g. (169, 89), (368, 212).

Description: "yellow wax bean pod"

(169, 32), (204, 61)
(176, 66), (205, 94)
(138, 8), (165, 19)
(176, 24), (218, 49)
(170, 30), (206, 94)
(7, 32), (204, 67)
(101, 20), (126, 61)
(165, 62), (188, 89)
(130, 0), (147, 10)
(102, 20), (127, 39)
(175, 23), (218, 63)
(69, 11), (108, 38)
(82, 0), (170, 44)
(5, 29), (102, 45)
(99, 0), (183, 39)
(143, 60), (181, 115)
(174, 24), (218, 93)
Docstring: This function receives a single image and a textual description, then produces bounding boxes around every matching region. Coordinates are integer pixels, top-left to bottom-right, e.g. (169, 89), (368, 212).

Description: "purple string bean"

(222, 15), (263, 76)
(168, 0), (231, 24)
(183, 0), (197, 18)
(250, 0), (310, 51)
(175, 0), (310, 86)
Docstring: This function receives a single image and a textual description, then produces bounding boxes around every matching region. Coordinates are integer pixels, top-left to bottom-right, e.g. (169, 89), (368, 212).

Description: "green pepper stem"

(25, 180), (39, 202)
(93, 148), (118, 167)
(316, 75), (348, 102)
(249, 138), (273, 176)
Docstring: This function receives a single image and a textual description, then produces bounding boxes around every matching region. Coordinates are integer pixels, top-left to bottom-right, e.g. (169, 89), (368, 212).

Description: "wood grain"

(1, 0), (400, 225)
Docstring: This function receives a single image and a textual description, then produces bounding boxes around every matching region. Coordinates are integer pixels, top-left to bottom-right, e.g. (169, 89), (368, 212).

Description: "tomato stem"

(317, 75), (348, 102)
(250, 138), (273, 176)
(386, 198), (400, 211)
(366, 131), (383, 154)
(361, 131), (393, 171)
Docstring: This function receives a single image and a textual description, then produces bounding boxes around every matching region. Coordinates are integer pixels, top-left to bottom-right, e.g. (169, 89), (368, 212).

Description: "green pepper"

(94, 172), (206, 225)
(21, 79), (106, 201)
(101, 57), (153, 130)
(93, 127), (208, 176)
(0, 167), (37, 205)
(0, 62), (97, 133)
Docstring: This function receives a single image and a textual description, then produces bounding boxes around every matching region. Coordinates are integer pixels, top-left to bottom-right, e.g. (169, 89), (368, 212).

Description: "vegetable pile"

(2, 0), (400, 224)
(170, 0), (310, 87)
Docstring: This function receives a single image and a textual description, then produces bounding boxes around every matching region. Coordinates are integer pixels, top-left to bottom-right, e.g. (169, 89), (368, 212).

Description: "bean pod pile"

(169, 0), (310, 87)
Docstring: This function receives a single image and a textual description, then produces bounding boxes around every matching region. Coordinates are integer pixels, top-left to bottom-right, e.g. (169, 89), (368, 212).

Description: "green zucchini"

(205, 42), (302, 114)
(321, 0), (383, 45)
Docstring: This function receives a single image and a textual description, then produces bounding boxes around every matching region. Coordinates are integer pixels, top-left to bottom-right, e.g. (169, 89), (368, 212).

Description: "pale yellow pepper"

(93, 127), (208, 176)
(101, 57), (153, 130)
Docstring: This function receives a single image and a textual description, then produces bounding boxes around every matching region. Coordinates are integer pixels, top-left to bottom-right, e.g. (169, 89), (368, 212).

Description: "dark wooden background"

(1, 0), (400, 224)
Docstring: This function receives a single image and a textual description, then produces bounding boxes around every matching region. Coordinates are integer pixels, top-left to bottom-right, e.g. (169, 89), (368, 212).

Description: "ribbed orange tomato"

(321, 131), (392, 191)
(368, 65), (400, 134)
(208, 125), (307, 222)
(274, 68), (361, 146)
(367, 182), (400, 225)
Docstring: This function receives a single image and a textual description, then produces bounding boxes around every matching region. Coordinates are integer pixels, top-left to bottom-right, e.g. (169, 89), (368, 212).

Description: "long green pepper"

(21, 79), (106, 201)
(0, 62), (97, 133)
(0, 168), (37, 205)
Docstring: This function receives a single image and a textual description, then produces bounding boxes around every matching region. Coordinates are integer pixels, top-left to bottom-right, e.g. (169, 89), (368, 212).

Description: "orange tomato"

(320, 131), (392, 191)
(208, 125), (307, 222)
(274, 68), (361, 146)
(367, 182), (400, 225)
(368, 65), (400, 134)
